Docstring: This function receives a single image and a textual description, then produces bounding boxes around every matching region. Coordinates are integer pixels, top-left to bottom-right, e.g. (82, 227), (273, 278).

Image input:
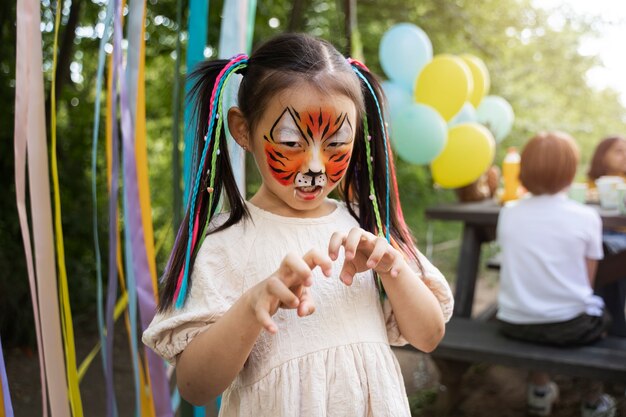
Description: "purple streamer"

(0, 335), (14, 417)
(115, 1), (173, 415)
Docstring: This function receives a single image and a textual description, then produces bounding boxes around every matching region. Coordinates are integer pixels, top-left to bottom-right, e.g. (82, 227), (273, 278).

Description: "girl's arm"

(329, 228), (445, 353)
(377, 263), (445, 352)
(176, 250), (332, 405)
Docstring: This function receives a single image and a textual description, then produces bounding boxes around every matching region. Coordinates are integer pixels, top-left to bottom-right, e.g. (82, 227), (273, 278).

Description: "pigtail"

(159, 55), (250, 311)
(344, 61), (422, 275)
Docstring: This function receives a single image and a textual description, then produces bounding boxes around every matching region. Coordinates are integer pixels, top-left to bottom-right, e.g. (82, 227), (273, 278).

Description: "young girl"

(496, 132), (613, 417)
(142, 33), (453, 416)
(588, 136), (626, 337)
(587, 136), (626, 185)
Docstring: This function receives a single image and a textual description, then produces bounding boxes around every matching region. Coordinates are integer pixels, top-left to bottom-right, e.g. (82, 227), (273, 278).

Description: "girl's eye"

(325, 124), (353, 148)
(326, 142), (345, 148)
(281, 141), (301, 148)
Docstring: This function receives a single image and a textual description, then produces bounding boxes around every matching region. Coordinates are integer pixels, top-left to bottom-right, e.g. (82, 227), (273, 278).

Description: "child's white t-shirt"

(496, 193), (604, 324)
(143, 200), (453, 417)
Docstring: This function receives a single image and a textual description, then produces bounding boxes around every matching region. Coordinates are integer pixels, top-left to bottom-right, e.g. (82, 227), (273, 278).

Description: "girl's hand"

(328, 227), (408, 285)
(247, 249), (332, 334)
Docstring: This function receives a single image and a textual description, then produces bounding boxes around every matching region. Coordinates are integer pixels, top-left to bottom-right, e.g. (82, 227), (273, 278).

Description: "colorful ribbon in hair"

(174, 54), (249, 308)
(349, 62), (391, 241)
(347, 57), (369, 72)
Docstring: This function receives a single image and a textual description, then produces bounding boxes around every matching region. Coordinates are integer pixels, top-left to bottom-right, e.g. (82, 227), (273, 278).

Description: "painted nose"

(307, 150), (325, 174)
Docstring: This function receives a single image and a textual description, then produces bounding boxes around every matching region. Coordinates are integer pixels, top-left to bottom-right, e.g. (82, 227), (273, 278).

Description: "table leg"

(453, 224), (483, 318)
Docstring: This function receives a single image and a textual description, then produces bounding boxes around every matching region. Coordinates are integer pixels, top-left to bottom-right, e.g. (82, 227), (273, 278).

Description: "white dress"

(143, 200), (453, 417)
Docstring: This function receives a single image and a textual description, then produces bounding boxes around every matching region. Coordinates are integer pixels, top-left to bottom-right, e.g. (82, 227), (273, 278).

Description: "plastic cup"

(595, 176), (625, 210)
(567, 182), (588, 204)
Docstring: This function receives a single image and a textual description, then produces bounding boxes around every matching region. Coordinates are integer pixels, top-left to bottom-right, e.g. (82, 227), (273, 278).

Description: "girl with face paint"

(143, 34), (453, 417)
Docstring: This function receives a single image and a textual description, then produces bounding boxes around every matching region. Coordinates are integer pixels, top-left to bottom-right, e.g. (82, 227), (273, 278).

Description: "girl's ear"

(228, 107), (251, 151)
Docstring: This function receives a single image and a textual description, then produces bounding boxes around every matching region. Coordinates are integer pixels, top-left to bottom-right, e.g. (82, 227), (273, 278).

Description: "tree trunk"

(55, 0), (83, 98)
(287, 0), (307, 32)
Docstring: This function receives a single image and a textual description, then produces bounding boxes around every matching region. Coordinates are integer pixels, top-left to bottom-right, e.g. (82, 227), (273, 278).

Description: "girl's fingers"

(280, 253), (313, 286)
(297, 288), (316, 317)
(254, 304), (277, 334)
(343, 228), (364, 260)
(339, 261), (357, 286)
(302, 249), (333, 277)
(366, 237), (390, 270)
(266, 277), (300, 308)
(328, 232), (346, 260)
(344, 228), (377, 260)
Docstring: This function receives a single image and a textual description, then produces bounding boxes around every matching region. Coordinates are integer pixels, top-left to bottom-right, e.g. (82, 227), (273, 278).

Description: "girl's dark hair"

(159, 33), (420, 310)
(587, 136), (626, 181)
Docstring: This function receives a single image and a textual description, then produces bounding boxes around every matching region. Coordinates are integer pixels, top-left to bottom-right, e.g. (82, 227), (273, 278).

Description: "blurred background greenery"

(1, 0), (624, 347)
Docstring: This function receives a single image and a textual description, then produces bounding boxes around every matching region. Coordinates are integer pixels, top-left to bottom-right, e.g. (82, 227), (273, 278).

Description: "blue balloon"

(381, 80), (414, 121)
(379, 23), (433, 93)
(476, 95), (515, 142)
(390, 103), (448, 165)
(449, 102), (477, 127)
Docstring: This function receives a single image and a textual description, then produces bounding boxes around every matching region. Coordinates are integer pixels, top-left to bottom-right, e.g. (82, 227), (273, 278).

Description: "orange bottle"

(501, 147), (520, 202)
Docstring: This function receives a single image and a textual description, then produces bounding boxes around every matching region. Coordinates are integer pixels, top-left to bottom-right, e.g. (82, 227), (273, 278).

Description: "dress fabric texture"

(143, 200), (453, 417)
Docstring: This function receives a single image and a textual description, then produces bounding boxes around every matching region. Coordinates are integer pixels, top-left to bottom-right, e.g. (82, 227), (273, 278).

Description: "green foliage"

(1, 0), (625, 346)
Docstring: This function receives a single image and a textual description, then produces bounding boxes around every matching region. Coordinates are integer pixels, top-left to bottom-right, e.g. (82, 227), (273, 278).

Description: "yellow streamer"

(133, 4), (159, 416)
(77, 292), (128, 381)
(134, 2), (159, 302)
(50, 1), (84, 415)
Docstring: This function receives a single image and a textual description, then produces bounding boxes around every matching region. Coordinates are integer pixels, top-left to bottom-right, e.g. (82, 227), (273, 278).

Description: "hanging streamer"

(183, 0), (210, 204)
(171, 0), (185, 228)
(123, 1), (148, 416)
(106, 1), (121, 414)
(115, 0), (173, 414)
(90, 0), (114, 412)
(0, 335), (13, 417)
(218, 0), (256, 194)
(49, 0), (84, 414)
(133, 5), (165, 414)
(14, 0), (71, 416)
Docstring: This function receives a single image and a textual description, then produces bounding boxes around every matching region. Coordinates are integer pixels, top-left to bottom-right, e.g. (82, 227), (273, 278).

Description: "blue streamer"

(91, 0), (114, 391)
(183, 0), (210, 204)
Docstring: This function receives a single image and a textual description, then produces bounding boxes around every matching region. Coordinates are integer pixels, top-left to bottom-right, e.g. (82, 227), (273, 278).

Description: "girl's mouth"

(295, 186), (323, 201)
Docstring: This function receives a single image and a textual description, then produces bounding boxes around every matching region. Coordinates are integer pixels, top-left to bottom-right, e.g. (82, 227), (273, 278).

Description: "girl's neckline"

(245, 199), (345, 224)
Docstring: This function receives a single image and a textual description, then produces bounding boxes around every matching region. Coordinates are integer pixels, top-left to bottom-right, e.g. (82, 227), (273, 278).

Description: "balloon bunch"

(380, 23), (515, 189)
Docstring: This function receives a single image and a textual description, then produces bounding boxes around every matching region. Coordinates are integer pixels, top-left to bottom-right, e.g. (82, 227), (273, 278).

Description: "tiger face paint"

(263, 107), (354, 200)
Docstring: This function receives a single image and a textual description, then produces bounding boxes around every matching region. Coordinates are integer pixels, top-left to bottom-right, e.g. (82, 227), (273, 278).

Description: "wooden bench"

(422, 317), (626, 383)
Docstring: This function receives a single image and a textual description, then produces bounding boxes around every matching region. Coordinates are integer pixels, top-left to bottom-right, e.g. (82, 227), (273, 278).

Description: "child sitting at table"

(588, 136), (626, 337)
(496, 131), (614, 417)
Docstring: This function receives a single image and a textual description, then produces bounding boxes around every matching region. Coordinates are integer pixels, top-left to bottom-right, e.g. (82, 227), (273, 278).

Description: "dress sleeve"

(384, 249), (454, 346)
(142, 235), (243, 365)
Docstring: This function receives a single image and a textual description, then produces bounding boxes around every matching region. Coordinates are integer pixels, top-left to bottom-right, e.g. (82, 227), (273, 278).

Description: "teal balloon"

(390, 103), (448, 165)
(382, 80), (413, 121)
(379, 23), (433, 92)
(476, 95), (515, 142)
(449, 102), (477, 127)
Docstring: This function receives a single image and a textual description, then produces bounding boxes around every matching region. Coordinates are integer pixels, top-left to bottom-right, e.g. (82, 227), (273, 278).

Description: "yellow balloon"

(461, 54), (490, 108)
(431, 123), (495, 188)
(415, 54), (472, 121)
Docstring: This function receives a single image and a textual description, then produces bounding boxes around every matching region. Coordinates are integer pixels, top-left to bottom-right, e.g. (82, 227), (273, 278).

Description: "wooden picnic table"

(425, 198), (626, 318)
